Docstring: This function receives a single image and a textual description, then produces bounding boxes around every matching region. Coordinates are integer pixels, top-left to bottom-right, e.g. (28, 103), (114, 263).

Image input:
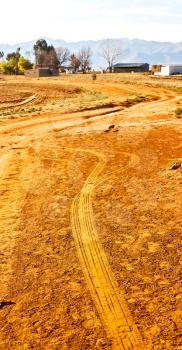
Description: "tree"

(33, 39), (48, 66)
(100, 39), (122, 72)
(0, 59), (9, 74)
(0, 49), (33, 75)
(44, 45), (59, 69)
(18, 56), (33, 73)
(78, 47), (92, 73)
(0, 59), (14, 74)
(6, 48), (21, 74)
(6, 48), (20, 62)
(56, 47), (70, 66)
(70, 53), (80, 73)
(33, 39), (59, 69)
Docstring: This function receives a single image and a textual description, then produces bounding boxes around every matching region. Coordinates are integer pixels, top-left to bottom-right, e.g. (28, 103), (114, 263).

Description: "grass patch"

(135, 94), (149, 102)
(83, 91), (108, 102)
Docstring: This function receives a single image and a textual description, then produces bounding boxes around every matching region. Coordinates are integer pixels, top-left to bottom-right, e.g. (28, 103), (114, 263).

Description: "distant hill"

(1, 37), (182, 69)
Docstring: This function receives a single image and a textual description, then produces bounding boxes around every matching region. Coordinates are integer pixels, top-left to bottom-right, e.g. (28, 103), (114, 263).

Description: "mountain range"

(1, 38), (182, 68)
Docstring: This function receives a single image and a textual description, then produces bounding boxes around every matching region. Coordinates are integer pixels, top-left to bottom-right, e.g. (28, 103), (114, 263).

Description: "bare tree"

(56, 47), (70, 66)
(70, 53), (80, 73)
(100, 39), (122, 72)
(78, 47), (92, 73)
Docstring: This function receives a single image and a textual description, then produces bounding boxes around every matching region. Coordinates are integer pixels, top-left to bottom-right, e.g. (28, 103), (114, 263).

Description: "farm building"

(59, 65), (74, 74)
(25, 67), (59, 77)
(112, 63), (149, 73)
(150, 64), (162, 74)
(155, 65), (182, 76)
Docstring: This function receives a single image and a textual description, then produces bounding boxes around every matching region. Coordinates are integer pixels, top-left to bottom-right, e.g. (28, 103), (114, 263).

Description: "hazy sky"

(1, 0), (182, 43)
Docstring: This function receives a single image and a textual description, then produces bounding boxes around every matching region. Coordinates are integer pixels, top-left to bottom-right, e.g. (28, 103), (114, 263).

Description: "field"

(0, 73), (181, 350)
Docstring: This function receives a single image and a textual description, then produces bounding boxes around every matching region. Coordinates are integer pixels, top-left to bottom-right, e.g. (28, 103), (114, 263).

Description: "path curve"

(0, 94), (37, 110)
(70, 148), (145, 350)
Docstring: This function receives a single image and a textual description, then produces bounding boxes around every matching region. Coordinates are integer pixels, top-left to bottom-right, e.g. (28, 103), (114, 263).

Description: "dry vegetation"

(0, 73), (181, 350)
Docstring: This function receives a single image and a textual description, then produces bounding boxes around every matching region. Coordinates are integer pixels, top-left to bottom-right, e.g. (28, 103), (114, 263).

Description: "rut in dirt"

(70, 148), (145, 350)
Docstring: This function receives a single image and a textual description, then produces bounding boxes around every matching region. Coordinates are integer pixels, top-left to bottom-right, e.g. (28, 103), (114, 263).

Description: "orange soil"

(0, 74), (181, 350)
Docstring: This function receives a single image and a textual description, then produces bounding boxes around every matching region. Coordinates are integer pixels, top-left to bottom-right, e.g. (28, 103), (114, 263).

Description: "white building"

(155, 65), (182, 76)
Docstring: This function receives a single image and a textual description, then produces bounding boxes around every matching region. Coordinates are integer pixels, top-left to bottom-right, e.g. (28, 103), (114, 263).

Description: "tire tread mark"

(69, 148), (145, 350)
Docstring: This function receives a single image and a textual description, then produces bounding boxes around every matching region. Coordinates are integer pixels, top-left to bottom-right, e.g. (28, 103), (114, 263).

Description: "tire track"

(0, 94), (37, 110)
(70, 148), (145, 350)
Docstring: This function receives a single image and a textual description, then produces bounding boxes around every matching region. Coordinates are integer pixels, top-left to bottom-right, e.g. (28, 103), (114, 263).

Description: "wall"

(24, 68), (59, 77)
(24, 69), (39, 77)
(160, 66), (170, 75)
(156, 65), (182, 76)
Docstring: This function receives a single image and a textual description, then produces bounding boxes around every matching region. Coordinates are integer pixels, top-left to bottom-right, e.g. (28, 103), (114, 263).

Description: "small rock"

(108, 124), (115, 130)
(0, 301), (15, 309)
(170, 162), (182, 170)
(96, 338), (112, 348)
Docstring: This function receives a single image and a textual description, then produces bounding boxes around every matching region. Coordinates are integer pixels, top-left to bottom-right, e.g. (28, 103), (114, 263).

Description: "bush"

(92, 73), (97, 81)
(175, 107), (182, 118)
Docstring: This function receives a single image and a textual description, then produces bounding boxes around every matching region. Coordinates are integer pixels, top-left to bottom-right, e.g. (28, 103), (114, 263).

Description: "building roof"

(162, 64), (182, 67)
(59, 65), (73, 69)
(113, 63), (149, 68)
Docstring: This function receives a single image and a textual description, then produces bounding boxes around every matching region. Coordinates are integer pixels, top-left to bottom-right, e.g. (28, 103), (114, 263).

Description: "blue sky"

(1, 0), (182, 43)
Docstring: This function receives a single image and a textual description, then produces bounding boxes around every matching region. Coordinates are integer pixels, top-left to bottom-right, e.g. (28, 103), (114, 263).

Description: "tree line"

(0, 48), (32, 74)
(33, 39), (92, 73)
(0, 39), (122, 75)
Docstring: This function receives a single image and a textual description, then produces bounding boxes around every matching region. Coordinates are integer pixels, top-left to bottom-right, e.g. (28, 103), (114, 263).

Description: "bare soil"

(0, 74), (181, 349)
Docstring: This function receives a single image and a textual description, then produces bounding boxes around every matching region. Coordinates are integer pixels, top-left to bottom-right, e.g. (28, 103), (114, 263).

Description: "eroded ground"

(0, 74), (181, 349)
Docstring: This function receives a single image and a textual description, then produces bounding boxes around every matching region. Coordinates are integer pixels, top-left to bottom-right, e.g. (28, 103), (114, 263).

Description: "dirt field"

(0, 74), (181, 350)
